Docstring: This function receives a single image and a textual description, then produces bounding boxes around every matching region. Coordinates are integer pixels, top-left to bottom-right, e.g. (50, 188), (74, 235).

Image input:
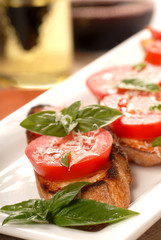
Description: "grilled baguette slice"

(119, 137), (161, 166)
(26, 105), (132, 208)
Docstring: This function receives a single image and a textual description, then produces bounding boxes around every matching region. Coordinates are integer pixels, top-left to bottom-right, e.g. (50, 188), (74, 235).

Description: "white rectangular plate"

(1, 29), (161, 240)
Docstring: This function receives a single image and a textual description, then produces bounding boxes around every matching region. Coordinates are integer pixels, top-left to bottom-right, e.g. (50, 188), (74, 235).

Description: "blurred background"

(0, 0), (159, 119)
(72, 0), (153, 50)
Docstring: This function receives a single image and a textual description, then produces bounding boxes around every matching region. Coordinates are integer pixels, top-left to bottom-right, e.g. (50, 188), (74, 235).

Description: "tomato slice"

(25, 128), (112, 181)
(86, 66), (133, 100)
(100, 93), (161, 140)
(145, 41), (161, 65)
(86, 64), (161, 100)
(147, 27), (161, 41)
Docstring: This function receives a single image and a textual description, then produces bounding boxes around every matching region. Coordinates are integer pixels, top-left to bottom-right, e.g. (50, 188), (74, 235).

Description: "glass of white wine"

(0, 0), (73, 89)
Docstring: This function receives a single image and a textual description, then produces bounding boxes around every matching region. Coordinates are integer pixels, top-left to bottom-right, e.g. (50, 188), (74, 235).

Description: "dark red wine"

(72, 0), (154, 50)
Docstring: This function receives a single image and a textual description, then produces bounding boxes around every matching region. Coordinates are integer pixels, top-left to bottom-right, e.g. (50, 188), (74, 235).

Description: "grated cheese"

(62, 130), (100, 167)
(154, 147), (161, 158)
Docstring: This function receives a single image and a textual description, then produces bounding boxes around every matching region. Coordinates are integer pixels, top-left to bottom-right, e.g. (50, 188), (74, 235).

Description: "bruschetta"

(86, 63), (161, 166)
(24, 104), (132, 208)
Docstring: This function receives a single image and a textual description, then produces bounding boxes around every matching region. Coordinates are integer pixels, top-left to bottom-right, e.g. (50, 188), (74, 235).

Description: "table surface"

(1, 1), (161, 239)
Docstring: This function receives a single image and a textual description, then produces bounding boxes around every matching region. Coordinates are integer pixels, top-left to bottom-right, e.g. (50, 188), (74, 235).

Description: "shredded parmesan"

(62, 130), (100, 167)
(154, 147), (161, 158)
(55, 112), (73, 125)
(136, 140), (152, 150)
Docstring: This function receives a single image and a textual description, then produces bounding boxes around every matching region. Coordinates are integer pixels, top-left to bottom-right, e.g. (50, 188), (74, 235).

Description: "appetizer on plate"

(22, 102), (132, 209)
(1, 102), (139, 228)
(86, 63), (161, 166)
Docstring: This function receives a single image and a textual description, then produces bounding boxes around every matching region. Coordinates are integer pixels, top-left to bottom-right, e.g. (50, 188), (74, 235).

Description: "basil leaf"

(54, 199), (139, 227)
(76, 105), (122, 132)
(0, 182), (90, 225)
(60, 101), (81, 134)
(152, 136), (161, 147)
(2, 211), (49, 225)
(1, 199), (49, 225)
(0, 199), (44, 214)
(61, 101), (81, 120)
(115, 78), (160, 93)
(150, 104), (161, 111)
(59, 115), (78, 136)
(47, 182), (90, 217)
(133, 62), (146, 72)
(60, 152), (71, 167)
(20, 111), (78, 137)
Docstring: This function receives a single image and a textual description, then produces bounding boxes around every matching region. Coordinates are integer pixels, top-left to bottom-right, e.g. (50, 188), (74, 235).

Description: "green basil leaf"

(133, 62), (146, 72)
(150, 104), (161, 111)
(48, 182), (90, 217)
(20, 111), (77, 137)
(152, 136), (161, 147)
(1, 199), (50, 225)
(59, 116), (78, 136)
(60, 101), (81, 134)
(0, 199), (44, 214)
(54, 199), (139, 227)
(60, 152), (71, 167)
(0, 182), (90, 225)
(76, 105), (122, 132)
(115, 78), (160, 93)
(2, 211), (49, 225)
(61, 101), (81, 120)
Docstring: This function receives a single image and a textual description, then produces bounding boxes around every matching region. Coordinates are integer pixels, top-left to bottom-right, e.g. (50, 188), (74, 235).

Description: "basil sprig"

(115, 78), (160, 93)
(0, 182), (139, 226)
(133, 62), (146, 72)
(152, 136), (161, 147)
(20, 101), (122, 137)
(150, 104), (161, 111)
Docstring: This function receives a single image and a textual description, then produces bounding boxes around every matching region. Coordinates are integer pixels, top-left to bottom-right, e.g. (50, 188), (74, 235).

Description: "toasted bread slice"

(34, 141), (132, 208)
(26, 105), (132, 208)
(119, 137), (161, 166)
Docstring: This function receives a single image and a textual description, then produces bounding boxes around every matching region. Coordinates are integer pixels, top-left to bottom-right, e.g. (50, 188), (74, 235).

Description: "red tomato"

(100, 93), (161, 140)
(86, 66), (133, 100)
(147, 27), (161, 41)
(25, 128), (112, 181)
(145, 41), (161, 65)
(86, 64), (161, 100)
